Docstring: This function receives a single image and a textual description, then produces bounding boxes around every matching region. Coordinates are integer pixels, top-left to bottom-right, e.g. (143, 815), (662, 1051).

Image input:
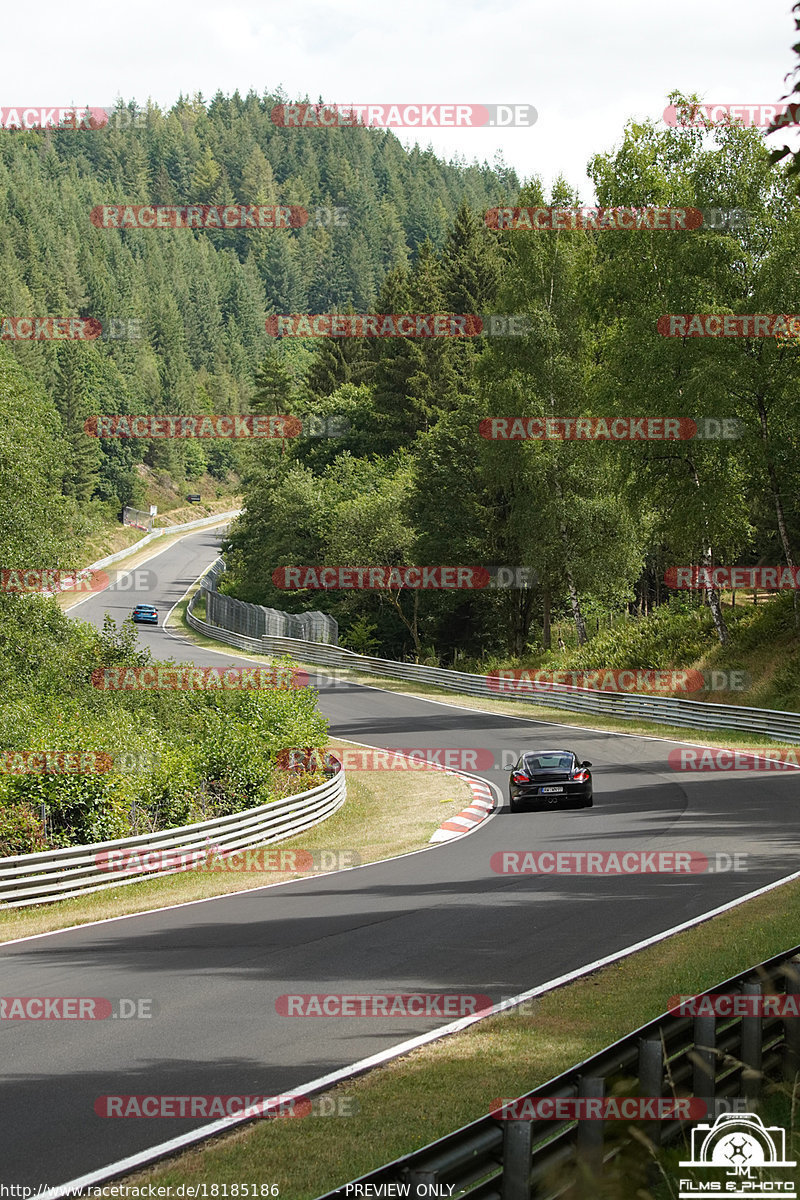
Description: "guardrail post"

(576, 1075), (604, 1172)
(740, 981), (763, 1105)
(638, 1037), (664, 1148)
(781, 956), (800, 1090)
(692, 1014), (716, 1113)
(502, 1119), (534, 1200)
(406, 1168), (437, 1194)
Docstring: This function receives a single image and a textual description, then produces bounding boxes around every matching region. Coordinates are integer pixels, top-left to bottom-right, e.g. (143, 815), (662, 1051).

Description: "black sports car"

(508, 749), (593, 811)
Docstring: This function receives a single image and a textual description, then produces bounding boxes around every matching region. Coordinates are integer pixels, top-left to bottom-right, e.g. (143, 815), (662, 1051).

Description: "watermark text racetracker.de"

(0, 317), (143, 341)
(1, 317), (102, 340)
(276, 992), (540, 1020)
(487, 668), (750, 693)
(1, 997), (155, 1019)
(0, 566), (163, 595)
(0, 750), (163, 775)
(491, 1096), (706, 1120)
(94, 1093), (358, 1118)
(659, 313), (800, 337)
(284, 745), (679, 772)
(272, 566), (539, 590)
(0, 567), (109, 594)
(665, 566), (800, 589)
(663, 101), (800, 127)
(90, 204), (346, 229)
(85, 414), (349, 439)
(0, 106), (109, 130)
(485, 206), (702, 231)
(90, 205), (307, 229)
(270, 103), (537, 128)
(265, 314), (530, 338)
(276, 993), (491, 1017)
(95, 846), (358, 875)
(90, 665), (309, 690)
(84, 415), (302, 439)
(490, 850), (748, 874)
(668, 747), (800, 771)
(486, 206), (752, 233)
(278, 747), (496, 772)
(273, 565), (498, 590)
(478, 417), (741, 441)
(668, 993), (800, 1017)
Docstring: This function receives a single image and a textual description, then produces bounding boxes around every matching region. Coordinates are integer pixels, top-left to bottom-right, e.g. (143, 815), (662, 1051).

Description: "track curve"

(2, 528), (799, 1188)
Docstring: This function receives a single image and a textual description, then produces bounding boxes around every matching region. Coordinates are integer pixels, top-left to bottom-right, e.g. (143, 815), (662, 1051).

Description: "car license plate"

(541, 786), (564, 794)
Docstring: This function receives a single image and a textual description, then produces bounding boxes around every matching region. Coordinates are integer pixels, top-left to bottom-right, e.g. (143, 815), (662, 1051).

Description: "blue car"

(131, 604), (158, 625)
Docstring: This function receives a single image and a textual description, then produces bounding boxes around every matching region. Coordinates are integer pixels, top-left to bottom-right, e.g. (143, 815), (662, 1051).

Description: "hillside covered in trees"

(0, 91), (523, 853)
(0, 90), (516, 535)
(2, 90), (800, 671)
(222, 105), (800, 665)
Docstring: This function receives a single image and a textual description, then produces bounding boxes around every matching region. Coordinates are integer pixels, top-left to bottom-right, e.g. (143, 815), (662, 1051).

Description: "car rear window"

(523, 754), (574, 771)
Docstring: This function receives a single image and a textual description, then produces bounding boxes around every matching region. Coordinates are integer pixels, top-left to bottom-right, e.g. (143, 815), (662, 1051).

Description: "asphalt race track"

(3, 528), (799, 1188)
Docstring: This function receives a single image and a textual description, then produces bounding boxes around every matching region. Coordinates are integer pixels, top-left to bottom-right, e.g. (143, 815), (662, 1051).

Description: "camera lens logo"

(678, 1112), (796, 1197)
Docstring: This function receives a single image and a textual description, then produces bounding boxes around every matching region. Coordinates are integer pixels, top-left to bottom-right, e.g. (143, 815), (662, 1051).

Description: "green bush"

(0, 599), (330, 855)
(0, 803), (46, 856)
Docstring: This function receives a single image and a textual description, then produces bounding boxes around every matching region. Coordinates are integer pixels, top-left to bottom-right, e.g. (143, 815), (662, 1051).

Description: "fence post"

(576, 1076), (604, 1172)
(740, 981), (763, 1106)
(781, 957), (800, 1090)
(638, 1037), (664, 1148)
(406, 1168), (437, 1194)
(692, 1014), (717, 1113)
(502, 1119), (533, 1200)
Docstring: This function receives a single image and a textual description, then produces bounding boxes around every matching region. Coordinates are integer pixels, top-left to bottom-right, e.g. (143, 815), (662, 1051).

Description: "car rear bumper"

(510, 783), (592, 807)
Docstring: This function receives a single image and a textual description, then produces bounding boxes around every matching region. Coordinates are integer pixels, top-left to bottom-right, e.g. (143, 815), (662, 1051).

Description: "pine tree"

(51, 343), (103, 502)
(191, 145), (222, 201)
(251, 356), (295, 415)
(241, 146), (276, 205)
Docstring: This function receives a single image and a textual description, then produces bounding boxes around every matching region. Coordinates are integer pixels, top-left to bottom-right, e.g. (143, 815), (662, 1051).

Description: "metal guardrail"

(187, 578), (800, 743)
(317, 947), (800, 1200)
(0, 762), (345, 908)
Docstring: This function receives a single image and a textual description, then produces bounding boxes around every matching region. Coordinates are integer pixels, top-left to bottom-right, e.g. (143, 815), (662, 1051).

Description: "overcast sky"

(4, 0), (799, 197)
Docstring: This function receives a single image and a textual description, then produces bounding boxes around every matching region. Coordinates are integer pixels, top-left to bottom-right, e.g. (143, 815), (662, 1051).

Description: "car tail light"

(511, 771), (530, 784)
(572, 769), (590, 782)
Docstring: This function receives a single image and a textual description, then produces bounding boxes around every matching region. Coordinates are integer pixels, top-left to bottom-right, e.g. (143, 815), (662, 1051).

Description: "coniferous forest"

(3, 89), (800, 721)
